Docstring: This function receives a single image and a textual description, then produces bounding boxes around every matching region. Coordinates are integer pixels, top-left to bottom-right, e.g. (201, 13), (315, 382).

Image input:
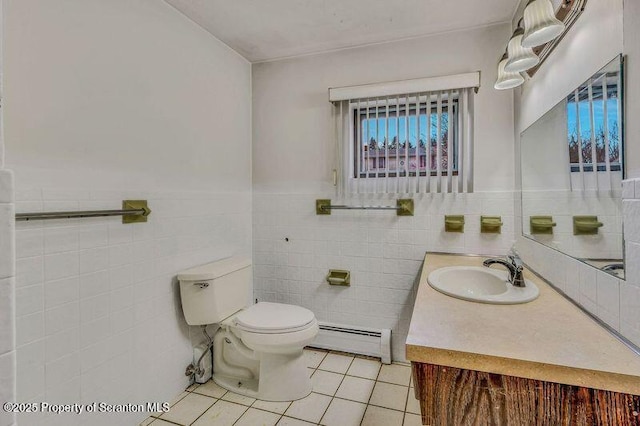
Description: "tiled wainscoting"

(141, 348), (421, 426)
(0, 169), (16, 426)
(516, 179), (640, 348)
(522, 189), (622, 259)
(253, 191), (516, 361)
(13, 188), (251, 426)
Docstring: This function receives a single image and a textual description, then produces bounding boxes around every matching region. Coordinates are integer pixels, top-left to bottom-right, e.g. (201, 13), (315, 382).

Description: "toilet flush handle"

(193, 282), (209, 289)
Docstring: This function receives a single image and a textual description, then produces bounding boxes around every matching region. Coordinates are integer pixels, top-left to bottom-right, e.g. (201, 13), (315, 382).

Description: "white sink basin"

(427, 266), (539, 304)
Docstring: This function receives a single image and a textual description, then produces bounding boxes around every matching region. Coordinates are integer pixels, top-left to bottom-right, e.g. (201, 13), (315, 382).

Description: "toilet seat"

(233, 302), (315, 334)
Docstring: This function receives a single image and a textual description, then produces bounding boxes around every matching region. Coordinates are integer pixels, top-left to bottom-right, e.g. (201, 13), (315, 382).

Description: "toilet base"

(213, 349), (312, 401)
(256, 350), (312, 401)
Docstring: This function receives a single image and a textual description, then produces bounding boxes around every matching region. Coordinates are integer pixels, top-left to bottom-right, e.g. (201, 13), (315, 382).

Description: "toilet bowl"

(178, 258), (319, 401)
(213, 302), (319, 401)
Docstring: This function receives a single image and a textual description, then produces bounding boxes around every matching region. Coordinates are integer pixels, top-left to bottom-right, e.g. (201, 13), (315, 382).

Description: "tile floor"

(140, 348), (422, 426)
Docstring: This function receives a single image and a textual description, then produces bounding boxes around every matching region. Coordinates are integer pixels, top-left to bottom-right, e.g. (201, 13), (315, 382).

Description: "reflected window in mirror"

(567, 71), (621, 176)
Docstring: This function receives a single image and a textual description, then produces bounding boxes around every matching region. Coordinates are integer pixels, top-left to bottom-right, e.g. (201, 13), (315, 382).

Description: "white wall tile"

(13, 189), (251, 424)
(45, 353), (80, 389)
(45, 327), (79, 363)
(45, 302), (80, 336)
(0, 171), (14, 204)
(622, 200), (640, 244)
(44, 227), (79, 254)
(44, 252), (79, 281)
(0, 278), (15, 356)
(596, 272), (620, 331)
(0, 351), (16, 426)
(0, 204), (15, 279)
(15, 284), (43, 317)
(253, 191), (515, 361)
(45, 277), (79, 309)
(619, 281), (640, 347)
(16, 256), (43, 287)
(634, 180), (640, 200)
(622, 179), (635, 199)
(16, 313), (44, 347)
(16, 228), (44, 259)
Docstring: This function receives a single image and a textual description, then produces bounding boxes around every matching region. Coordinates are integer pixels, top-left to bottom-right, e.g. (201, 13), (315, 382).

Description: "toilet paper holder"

(327, 270), (350, 286)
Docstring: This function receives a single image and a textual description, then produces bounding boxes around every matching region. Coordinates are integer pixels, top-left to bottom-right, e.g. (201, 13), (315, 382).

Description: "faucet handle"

(507, 254), (522, 269)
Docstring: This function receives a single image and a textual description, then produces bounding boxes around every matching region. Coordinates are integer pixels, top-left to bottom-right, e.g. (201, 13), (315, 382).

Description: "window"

(354, 99), (459, 179)
(329, 73), (478, 195)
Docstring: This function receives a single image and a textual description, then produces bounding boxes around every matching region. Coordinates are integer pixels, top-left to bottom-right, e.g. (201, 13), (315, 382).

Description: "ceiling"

(164, 0), (521, 62)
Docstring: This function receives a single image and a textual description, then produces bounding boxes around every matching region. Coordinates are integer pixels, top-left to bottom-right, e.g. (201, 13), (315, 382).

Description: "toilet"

(178, 257), (319, 401)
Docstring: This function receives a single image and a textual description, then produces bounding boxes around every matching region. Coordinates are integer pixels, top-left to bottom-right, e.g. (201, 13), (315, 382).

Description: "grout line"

(181, 396), (218, 426)
(318, 355), (355, 426)
(359, 359), (384, 426)
(228, 400), (252, 426)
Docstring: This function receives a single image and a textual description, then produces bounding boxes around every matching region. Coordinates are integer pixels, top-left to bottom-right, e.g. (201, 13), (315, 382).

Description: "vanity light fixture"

(494, 52), (525, 90)
(504, 25), (540, 73)
(521, 0), (566, 48)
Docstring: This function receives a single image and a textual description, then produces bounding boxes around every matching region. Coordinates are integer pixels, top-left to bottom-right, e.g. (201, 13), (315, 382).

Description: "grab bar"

(15, 200), (151, 224)
(316, 199), (414, 216)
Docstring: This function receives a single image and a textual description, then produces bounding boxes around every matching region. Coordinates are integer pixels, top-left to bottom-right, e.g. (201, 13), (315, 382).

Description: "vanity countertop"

(406, 253), (640, 395)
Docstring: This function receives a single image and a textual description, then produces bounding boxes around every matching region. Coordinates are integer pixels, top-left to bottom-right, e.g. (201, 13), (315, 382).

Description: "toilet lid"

(233, 302), (315, 333)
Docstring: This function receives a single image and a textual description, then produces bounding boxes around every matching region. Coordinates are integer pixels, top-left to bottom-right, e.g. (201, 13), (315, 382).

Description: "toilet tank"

(178, 257), (252, 326)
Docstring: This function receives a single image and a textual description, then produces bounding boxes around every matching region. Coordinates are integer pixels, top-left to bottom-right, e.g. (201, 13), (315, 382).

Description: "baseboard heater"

(310, 322), (391, 364)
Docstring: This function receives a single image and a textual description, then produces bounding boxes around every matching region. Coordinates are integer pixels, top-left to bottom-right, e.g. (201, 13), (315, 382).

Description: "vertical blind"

(567, 68), (621, 192)
(331, 86), (475, 195)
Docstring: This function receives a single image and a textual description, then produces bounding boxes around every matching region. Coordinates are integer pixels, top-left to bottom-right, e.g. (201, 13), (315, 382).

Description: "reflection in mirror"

(521, 55), (624, 279)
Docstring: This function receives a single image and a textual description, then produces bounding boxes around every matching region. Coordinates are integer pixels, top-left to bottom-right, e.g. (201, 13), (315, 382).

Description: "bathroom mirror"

(520, 55), (624, 278)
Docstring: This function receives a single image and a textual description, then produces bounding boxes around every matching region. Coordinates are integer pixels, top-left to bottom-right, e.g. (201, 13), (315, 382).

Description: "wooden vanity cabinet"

(411, 362), (640, 426)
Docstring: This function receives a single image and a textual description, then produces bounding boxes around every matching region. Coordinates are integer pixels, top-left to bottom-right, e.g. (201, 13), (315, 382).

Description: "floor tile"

(139, 417), (154, 425)
(252, 399), (292, 415)
(403, 413), (423, 426)
(369, 381), (409, 411)
(221, 391), (256, 406)
(378, 364), (411, 386)
(318, 353), (353, 374)
(311, 369), (344, 396)
(277, 417), (316, 426)
(160, 392), (217, 425)
(303, 348), (327, 368)
(347, 357), (381, 380)
(284, 392), (332, 423)
(192, 380), (227, 398)
(361, 405), (404, 426)
(320, 398), (366, 426)
(335, 376), (375, 403)
(192, 400), (248, 426)
(405, 390), (420, 415)
(235, 407), (281, 426)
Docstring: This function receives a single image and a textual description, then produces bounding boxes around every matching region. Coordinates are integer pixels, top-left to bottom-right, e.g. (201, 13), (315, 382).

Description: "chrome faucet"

(483, 255), (526, 287)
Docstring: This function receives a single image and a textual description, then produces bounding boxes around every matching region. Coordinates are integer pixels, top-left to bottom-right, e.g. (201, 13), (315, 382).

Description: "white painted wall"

(253, 23), (515, 193)
(4, 1), (252, 425)
(252, 23), (517, 361)
(514, 0), (637, 344)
